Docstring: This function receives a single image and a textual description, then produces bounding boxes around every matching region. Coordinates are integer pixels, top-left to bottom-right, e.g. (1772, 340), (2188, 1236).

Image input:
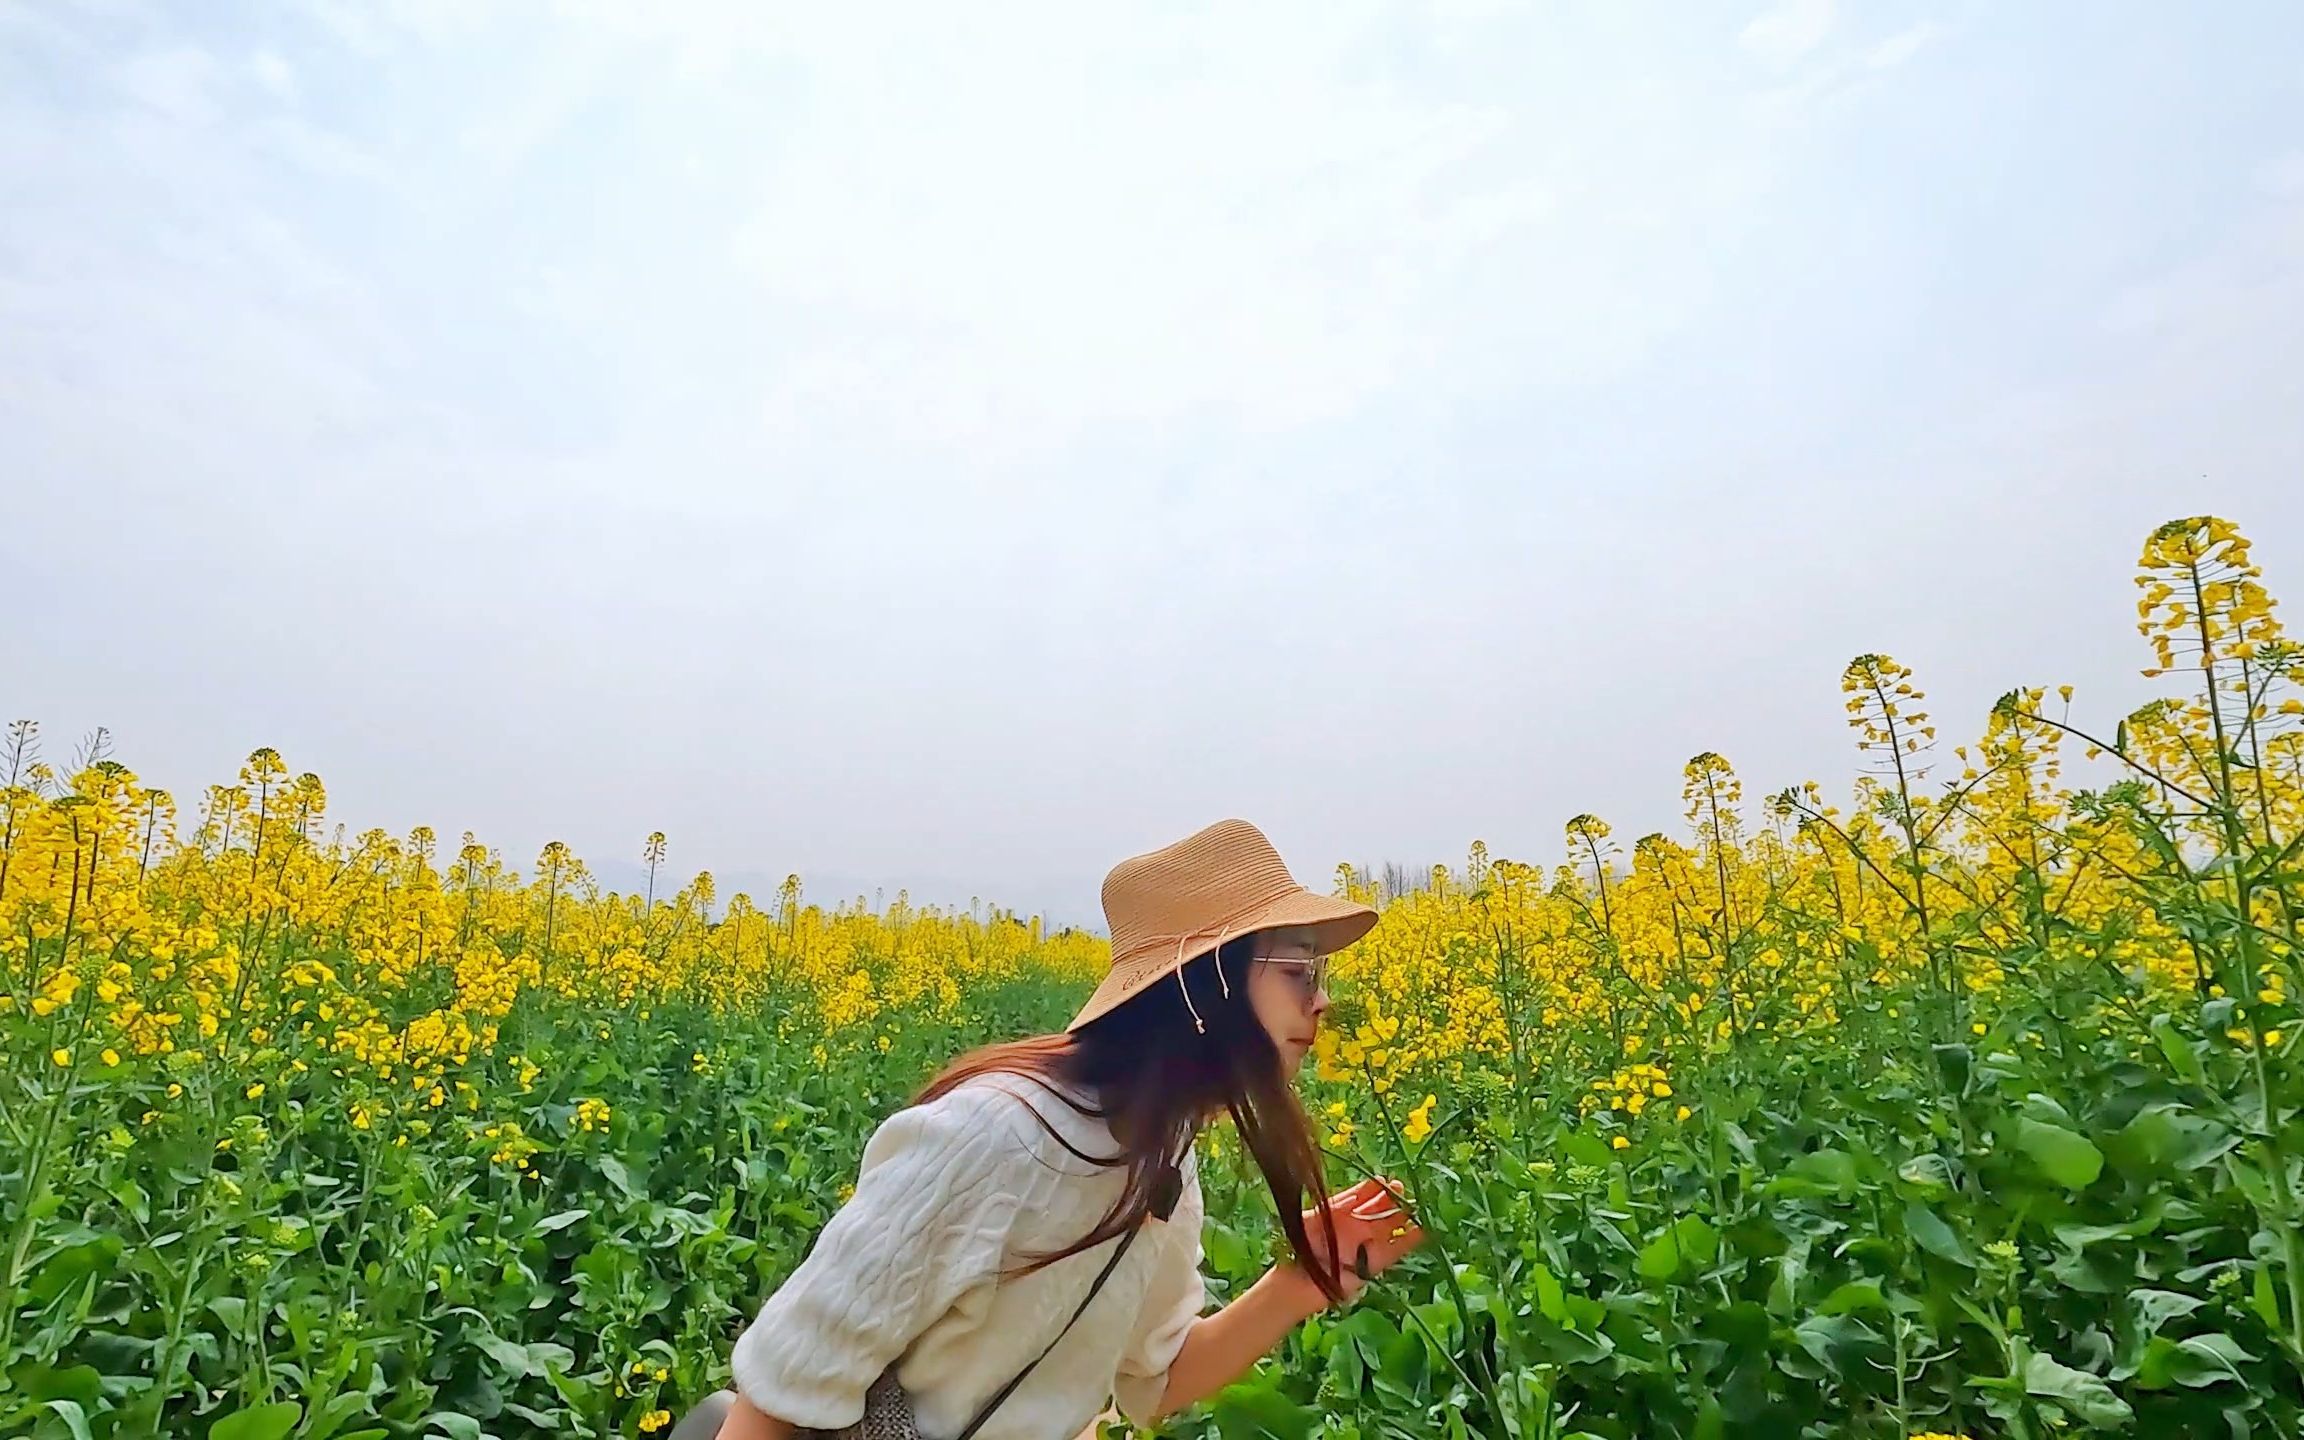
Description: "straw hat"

(1069, 819), (1379, 1032)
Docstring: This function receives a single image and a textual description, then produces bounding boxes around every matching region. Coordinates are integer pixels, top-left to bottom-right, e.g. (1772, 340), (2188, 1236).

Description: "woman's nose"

(1309, 988), (1331, 1021)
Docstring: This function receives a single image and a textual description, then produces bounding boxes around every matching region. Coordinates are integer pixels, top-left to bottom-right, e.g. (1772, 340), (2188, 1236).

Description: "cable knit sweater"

(730, 1075), (1207, 1440)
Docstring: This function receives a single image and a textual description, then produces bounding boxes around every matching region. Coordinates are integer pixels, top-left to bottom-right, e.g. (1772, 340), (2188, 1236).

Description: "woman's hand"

(1295, 1176), (1425, 1306)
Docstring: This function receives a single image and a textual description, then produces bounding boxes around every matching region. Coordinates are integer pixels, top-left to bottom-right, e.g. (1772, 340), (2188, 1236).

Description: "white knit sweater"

(730, 1075), (1207, 1440)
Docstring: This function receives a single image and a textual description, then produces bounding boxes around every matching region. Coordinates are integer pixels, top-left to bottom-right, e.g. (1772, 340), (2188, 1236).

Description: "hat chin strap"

(1175, 932), (1233, 1035)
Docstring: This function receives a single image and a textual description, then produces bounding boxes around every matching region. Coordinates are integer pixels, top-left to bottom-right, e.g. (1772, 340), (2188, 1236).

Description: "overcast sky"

(5, 0), (2301, 925)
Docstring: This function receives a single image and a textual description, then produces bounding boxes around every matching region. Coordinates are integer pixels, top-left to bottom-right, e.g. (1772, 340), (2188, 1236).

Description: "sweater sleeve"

(729, 1085), (1034, 1429)
(1110, 1175), (1208, 1425)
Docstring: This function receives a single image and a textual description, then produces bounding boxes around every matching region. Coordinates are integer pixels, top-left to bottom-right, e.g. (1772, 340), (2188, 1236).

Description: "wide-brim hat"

(1069, 818), (1378, 1032)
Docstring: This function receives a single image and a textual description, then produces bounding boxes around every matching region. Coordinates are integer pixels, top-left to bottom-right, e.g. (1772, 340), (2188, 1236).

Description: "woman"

(685, 818), (1425, 1440)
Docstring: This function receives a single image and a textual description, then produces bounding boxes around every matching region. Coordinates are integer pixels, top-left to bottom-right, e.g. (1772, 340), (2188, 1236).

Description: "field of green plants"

(6, 515), (2304, 1439)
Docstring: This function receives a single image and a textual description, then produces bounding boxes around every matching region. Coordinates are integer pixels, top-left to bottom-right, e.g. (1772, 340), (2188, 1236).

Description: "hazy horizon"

(7, 1), (2302, 929)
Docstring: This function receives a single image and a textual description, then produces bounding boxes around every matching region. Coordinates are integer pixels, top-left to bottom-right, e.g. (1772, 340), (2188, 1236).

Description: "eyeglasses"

(1257, 954), (1329, 1004)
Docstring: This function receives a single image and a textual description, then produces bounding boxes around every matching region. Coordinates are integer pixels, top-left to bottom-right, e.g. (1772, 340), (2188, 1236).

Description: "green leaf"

(1529, 1262), (1568, 1324)
(1903, 1201), (1975, 1267)
(1819, 1281), (1888, 1317)
(2022, 1352), (2134, 1428)
(1560, 1132), (1615, 1169)
(13, 1363), (101, 1405)
(2138, 1332), (2257, 1389)
(472, 1326), (535, 1378)
(1931, 1043), (1973, 1096)
(524, 1342), (576, 1375)
(2016, 1118), (2105, 1190)
(2102, 1105), (2232, 1177)
(1213, 1381), (1316, 1440)
(43, 1401), (93, 1440)
(1763, 1149), (1860, 1200)
(1896, 1152), (1955, 1191)
(2251, 1264), (2282, 1333)
(2129, 1288), (2206, 1337)
(1792, 1314), (1883, 1380)
(1767, 1235), (1811, 1318)
(1203, 1222), (1251, 1278)
(1375, 1326), (1427, 1402)
(596, 1154), (642, 1201)
(428, 1413), (486, 1440)
(2154, 1017), (2206, 1085)
(532, 1208), (591, 1235)
(1637, 1216), (1719, 1282)
(209, 1402), (304, 1440)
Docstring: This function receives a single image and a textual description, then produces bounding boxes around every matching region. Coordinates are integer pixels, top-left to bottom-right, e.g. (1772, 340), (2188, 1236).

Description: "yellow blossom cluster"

(1580, 1063), (1673, 1119)
(0, 729), (1104, 1097)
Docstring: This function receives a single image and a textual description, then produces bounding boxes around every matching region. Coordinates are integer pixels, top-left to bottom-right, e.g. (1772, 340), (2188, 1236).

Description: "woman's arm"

(1150, 1177), (1424, 1421)
(1148, 1264), (1324, 1419)
(712, 1396), (794, 1440)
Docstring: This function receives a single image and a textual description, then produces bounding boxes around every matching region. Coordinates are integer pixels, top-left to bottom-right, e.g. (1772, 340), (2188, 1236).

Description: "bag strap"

(950, 1163), (1173, 1440)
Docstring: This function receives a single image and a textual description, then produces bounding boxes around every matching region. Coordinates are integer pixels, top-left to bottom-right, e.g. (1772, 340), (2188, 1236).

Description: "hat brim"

(1066, 888), (1378, 1032)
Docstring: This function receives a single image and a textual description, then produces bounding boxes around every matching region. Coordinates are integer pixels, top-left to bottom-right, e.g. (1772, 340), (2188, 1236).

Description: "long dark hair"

(915, 936), (1347, 1304)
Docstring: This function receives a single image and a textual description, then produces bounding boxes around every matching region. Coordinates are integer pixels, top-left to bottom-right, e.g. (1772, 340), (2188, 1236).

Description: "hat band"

(1113, 882), (1302, 978)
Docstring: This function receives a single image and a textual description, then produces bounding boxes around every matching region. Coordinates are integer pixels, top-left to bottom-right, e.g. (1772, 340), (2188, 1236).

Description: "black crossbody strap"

(951, 1222), (1140, 1440)
(951, 1156), (1180, 1440)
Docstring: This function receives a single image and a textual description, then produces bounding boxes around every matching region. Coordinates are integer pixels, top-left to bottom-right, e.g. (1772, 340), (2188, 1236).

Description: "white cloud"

(112, 47), (223, 124)
(2259, 151), (2304, 199)
(1740, 0), (1835, 67)
(249, 48), (296, 102)
(720, 3), (1565, 451)
(1866, 21), (1942, 70)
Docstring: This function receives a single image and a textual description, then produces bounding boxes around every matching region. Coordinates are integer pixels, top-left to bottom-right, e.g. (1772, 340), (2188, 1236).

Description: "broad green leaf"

(1637, 1216), (1719, 1282)
(1763, 1149), (1860, 1200)
(1530, 1316), (1615, 1366)
(524, 1341), (576, 1375)
(2103, 1105), (2232, 1176)
(1896, 1152), (1955, 1191)
(1903, 1202), (1975, 1267)
(1529, 1262), (1567, 1324)
(2129, 1288), (2205, 1337)
(1203, 1222), (1251, 1277)
(1819, 1281), (1888, 1317)
(1375, 1328), (1428, 1402)
(1792, 1314), (1883, 1380)
(596, 1154), (642, 1200)
(1338, 1307), (1399, 1368)
(2016, 1118), (2104, 1190)
(209, 1402), (304, 1440)
(1931, 1042), (1973, 1096)
(43, 1401), (93, 1440)
(472, 1327), (535, 1377)
(2022, 1352), (2133, 1428)
(1768, 1235), (1811, 1317)
(532, 1208), (591, 1235)
(2137, 1332), (2256, 1389)
(2154, 1017), (2206, 1084)
(2251, 1265), (2282, 1333)
(1560, 1132), (1615, 1169)
(14, 1364), (100, 1405)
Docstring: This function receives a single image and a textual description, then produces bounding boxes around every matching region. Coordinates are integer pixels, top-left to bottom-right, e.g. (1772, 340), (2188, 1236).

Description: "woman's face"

(1245, 927), (1331, 1073)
